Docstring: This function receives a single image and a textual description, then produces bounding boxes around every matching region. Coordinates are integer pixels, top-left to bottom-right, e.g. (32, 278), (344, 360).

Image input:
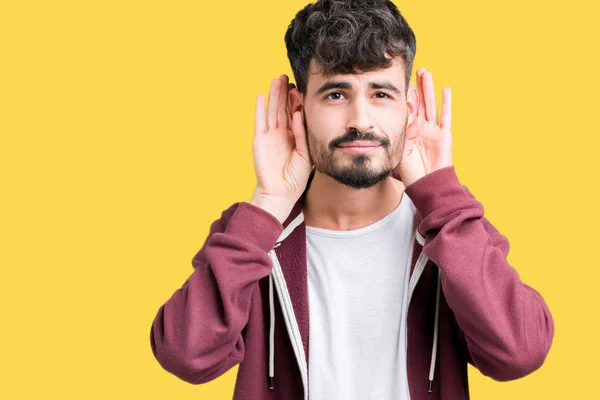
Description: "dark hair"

(284, 0), (416, 94)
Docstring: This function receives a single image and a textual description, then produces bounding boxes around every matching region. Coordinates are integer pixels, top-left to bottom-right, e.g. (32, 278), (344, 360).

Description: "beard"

(304, 113), (406, 190)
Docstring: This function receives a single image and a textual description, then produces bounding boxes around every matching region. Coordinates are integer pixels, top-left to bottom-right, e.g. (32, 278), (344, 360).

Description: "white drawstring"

(428, 267), (441, 392)
(267, 213), (305, 392)
(269, 243), (309, 399)
(268, 271), (275, 389)
(415, 229), (441, 393)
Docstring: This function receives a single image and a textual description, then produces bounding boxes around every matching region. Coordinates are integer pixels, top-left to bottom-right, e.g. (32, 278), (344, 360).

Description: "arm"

(405, 165), (555, 381)
(150, 202), (283, 384)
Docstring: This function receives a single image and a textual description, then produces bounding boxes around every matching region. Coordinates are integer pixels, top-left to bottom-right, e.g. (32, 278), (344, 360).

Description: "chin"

(325, 166), (392, 190)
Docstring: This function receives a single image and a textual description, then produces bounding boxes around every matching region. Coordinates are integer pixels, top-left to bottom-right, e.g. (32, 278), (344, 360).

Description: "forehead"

(307, 56), (406, 92)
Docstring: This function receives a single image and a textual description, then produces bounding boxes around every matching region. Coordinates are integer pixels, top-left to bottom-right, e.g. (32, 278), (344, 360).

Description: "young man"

(150, 1), (554, 399)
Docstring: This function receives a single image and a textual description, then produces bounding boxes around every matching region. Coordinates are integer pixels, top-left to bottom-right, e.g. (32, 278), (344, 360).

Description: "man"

(150, 0), (554, 399)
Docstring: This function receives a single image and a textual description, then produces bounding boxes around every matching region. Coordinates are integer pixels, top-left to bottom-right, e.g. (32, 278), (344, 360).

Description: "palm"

(252, 75), (312, 201)
(397, 68), (452, 187)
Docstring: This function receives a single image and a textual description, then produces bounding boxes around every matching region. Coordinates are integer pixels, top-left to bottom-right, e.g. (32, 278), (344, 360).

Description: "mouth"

(337, 141), (382, 153)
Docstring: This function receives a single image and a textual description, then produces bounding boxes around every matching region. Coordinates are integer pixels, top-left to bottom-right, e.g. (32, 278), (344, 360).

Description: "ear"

(406, 80), (418, 126)
(287, 85), (304, 127)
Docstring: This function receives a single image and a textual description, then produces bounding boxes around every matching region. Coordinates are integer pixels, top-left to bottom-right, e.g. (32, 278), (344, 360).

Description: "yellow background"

(1, 0), (598, 398)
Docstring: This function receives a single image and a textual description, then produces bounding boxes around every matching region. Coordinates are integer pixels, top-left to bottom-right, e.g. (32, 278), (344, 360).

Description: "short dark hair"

(284, 0), (416, 94)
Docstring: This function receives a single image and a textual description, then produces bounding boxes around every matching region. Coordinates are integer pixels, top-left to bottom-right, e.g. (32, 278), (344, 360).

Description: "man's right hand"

(250, 74), (312, 224)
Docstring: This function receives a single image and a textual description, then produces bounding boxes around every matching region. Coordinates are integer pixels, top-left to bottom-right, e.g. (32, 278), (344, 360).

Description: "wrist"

(249, 192), (295, 224)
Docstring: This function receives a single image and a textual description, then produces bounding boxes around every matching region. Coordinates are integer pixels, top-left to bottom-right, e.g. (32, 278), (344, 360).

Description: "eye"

(325, 92), (345, 101)
(374, 92), (391, 99)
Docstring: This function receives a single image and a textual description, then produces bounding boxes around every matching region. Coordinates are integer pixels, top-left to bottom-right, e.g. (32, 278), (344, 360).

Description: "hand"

(394, 68), (453, 187)
(250, 74), (312, 223)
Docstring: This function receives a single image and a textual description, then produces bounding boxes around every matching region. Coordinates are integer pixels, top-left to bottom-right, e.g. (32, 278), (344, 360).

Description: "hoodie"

(150, 165), (555, 399)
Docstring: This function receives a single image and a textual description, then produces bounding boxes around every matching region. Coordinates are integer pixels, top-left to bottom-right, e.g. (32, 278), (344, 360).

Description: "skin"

(250, 56), (452, 229)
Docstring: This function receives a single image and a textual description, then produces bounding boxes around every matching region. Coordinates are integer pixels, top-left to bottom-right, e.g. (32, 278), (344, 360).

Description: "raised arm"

(150, 74), (312, 384)
(405, 166), (555, 381)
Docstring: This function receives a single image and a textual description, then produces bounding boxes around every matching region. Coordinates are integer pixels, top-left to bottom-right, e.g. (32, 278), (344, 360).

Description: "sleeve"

(404, 166), (555, 381)
(149, 201), (283, 384)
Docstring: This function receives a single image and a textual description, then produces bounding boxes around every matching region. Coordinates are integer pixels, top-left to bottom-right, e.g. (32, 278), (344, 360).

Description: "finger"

(292, 110), (309, 159)
(255, 94), (267, 135)
(267, 77), (281, 131)
(422, 71), (438, 124)
(440, 87), (452, 131)
(417, 69), (426, 118)
(277, 75), (289, 129)
(287, 83), (296, 130)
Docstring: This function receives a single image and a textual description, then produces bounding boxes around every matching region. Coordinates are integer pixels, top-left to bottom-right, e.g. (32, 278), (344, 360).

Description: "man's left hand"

(393, 68), (453, 187)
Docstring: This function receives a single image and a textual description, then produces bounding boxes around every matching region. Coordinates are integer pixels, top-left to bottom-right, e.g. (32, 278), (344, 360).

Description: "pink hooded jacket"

(150, 165), (554, 399)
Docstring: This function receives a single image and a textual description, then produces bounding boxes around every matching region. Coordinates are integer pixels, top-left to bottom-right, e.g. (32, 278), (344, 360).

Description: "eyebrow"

(314, 80), (402, 95)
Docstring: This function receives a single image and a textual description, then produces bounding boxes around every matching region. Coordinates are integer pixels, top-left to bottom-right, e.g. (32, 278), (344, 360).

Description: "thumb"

(391, 165), (402, 181)
(292, 110), (310, 160)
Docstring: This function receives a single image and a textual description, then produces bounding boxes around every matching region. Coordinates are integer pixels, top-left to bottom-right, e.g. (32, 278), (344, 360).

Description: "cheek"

(376, 109), (407, 141)
(375, 104), (407, 125)
(306, 106), (346, 141)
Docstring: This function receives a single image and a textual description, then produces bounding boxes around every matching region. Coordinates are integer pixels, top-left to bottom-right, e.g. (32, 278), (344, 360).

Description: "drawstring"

(268, 271), (276, 389)
(428, 267), (441, 392)
(268, 238), (309, 397)
(268, 242), (281, 390)
(415, 230), (441, 393)
(267, 212), (305, 391)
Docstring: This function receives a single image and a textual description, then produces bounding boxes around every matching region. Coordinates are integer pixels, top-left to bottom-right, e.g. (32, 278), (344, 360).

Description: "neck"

(302, 170), (405, 231)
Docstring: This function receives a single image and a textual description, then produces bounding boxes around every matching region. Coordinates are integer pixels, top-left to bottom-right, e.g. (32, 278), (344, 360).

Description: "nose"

(346, 96), (374, 134)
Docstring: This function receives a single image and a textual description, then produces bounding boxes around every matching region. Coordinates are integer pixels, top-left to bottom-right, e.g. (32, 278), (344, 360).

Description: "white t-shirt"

(306, 193), (417, 400)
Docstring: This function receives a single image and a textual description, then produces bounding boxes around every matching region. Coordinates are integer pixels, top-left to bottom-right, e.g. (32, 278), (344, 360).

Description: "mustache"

(329, 128), (390, 150)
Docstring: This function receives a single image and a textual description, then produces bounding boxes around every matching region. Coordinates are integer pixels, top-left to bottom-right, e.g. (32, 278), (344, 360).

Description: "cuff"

(404, 165), (469, 219)
(223, 202), (284, 253)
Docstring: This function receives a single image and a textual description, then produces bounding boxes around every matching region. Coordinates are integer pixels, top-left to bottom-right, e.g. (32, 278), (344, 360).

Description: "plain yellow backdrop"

(1, 0), (598, 398)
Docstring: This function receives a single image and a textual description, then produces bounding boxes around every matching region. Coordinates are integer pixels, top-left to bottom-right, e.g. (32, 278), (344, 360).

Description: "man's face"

(301, 57), (415, 189)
